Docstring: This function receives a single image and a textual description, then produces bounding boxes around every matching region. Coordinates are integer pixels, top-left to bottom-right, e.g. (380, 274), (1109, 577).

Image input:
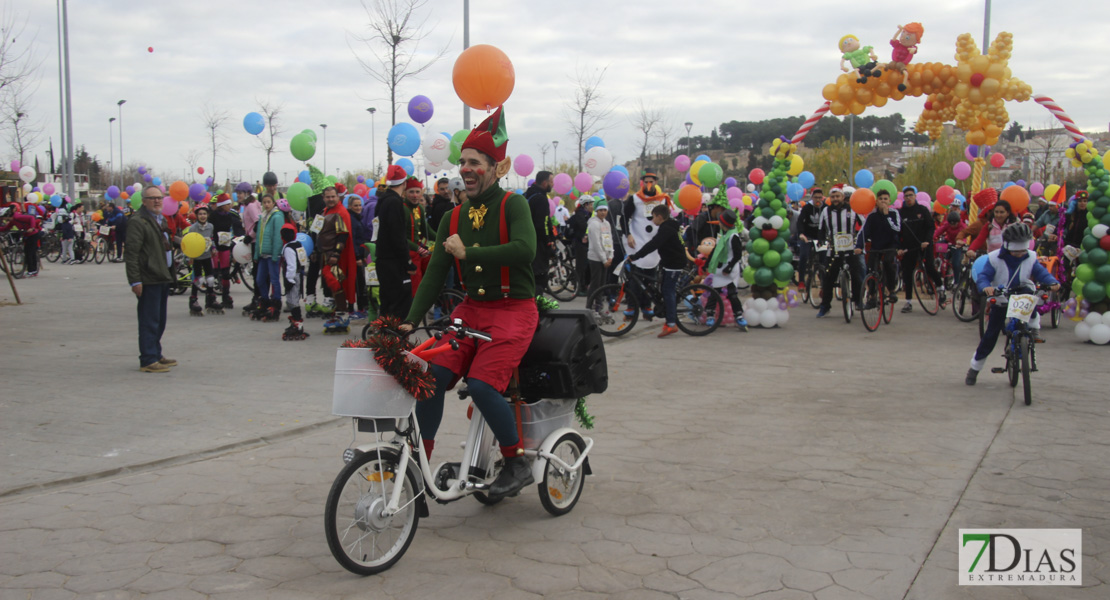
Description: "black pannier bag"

(517, 310), (608, 401)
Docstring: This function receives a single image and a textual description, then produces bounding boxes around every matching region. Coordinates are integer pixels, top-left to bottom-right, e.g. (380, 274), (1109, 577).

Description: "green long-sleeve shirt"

(406, 184), (537, 323)
(404, 203), (429, 251)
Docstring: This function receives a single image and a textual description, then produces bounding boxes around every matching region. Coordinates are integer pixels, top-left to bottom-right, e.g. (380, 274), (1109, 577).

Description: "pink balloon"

(953, 161), (971, 180)
(1030, 182), (1044, 197)
(674, 154), (691, 172)
(161, 198), (179, 216)
(42, 183), (55, 195)
(916, 191), (931, 205)
(726, 186), (742, 201)
(964, 146), (976, 161)
(553, 173), (572, 195)
(574, 172), (593, 193)
(894, 198), (904, 209)
(513, 154), (534, 177)
(9, 160), (19, 171)
(548, 197), (559, 216)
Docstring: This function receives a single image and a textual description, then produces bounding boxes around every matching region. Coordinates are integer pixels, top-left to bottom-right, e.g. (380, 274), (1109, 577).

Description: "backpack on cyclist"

(517, 310), (608, 401)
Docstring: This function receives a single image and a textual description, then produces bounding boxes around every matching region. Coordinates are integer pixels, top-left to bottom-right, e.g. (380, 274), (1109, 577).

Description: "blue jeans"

(661, 268), (681, 326)
(136, 283), (169, 367)
(256, 257), (281, 300)
(415, 364), (520, 448)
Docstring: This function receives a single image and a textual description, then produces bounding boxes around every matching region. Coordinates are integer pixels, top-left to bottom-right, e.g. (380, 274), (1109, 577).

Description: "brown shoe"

(140, 362), (171, 373)
(657, 324), (678, 338)
(158, 357), (178, 367)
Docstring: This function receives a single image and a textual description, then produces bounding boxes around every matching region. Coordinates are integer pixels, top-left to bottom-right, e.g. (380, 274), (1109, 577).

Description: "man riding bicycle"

(965, 223), (1060, 386)
(398, 107), (539, 499)
(815, 184), (863, 317)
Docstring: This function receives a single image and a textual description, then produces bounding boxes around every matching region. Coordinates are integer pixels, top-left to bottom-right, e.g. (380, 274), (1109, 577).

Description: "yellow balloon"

(181, 232), (207, 259)
(1103, 151), (1110, 171)
(787, 154), (804, 176)
(689, 160), (707, 186)
(1044, 184), (1060, 202)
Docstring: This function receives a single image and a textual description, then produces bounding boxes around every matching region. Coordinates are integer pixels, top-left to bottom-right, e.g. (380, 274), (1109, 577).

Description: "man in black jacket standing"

(525, 171), (553, 295)
(566, 196), (594, 297)
(897, 186), (943, 313)
(374, 165), (417, 318)
(428, 177), (453, 232)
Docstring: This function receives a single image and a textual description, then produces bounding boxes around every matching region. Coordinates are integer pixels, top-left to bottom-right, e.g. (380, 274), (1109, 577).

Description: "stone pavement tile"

(187, 571), (274, 595)
(642, 568), (699, 593)
(0, 572), (67, 590)
(61, 567), (150, 595)
(21, 590), (78, 600)
(575, 563), (640, 594)
(127, 570), (195, 594)
(141, 589), (207, 600)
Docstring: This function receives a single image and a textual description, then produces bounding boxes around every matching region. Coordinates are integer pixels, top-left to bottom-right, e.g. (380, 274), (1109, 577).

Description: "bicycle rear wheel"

(1019, 336), (1032, 405)
(952, 278), (978, 322)
(806, 268), (822, 308)
(43, 233), (62, 263)
(1049, 291), (1061, 328)
(94, 238), (107, 264)
(881, 283), (894, 324)
(549, 261), (578, 302)
(586, 282), (638, 337)
(860, 274), (881, 332)
(914, 268), (939, 315)
(675, 284), (723, 336)
(1006, 334), (1020, 388)
(839, 269), (853, 323)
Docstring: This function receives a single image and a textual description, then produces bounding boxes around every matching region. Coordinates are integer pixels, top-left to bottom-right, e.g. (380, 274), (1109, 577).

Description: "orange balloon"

(92, 212), (103, 222)
(677, 185), (702, 216)
(850, 188), (876, 216)
(169, 180), (189, 202)
(999, 185), (1030, 215)
(120, 191), (129, 200)
(178, 200), (190, 216)
(452, 44), (515, 110)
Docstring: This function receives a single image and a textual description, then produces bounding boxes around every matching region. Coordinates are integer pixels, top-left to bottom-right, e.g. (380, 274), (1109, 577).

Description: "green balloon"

(748, 252), (764, 269)
(1072, 277), (1085, 296)
(300, 129), (317, 142)
(752, 238), (770, 254)
(770, 199), (783, 211)
(1092, 206), (1107, 220)
(775, 208), (788, 219)
(1089, 248), (1109, 267)
(699, 163), (723, 188)
(742, 266), (756, 285)
(326, 175), (338, 184)
(872, 179), (897, 198)
(1082, 235), (1098, 251)
(763, 250), (781, 268)
(747, 232), (759, 247)
(764, 191), (776, 201)
(1083, 280), (1107, 303)
(449, 130), (468, 165)
(290, 133), (316, 162)
(761, 207), (775, 219)
(773, 261), (794, 282)
(1101, 213), (1110, 227)
(1097, 264), (1110, 284)
(130, 194), (141, 210)
(770, 238), (786, 253)
(780, 248), (794, 265)
(286, 182), (311, 211)
(945, 178), (956, 188)
(754, 267), (774, 287)
(1076, 263), (1095, 282)
(774, 279), (791, 289)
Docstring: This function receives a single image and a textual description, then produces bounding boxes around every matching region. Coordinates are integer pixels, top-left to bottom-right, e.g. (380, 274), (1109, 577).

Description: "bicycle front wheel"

(44, 234), (62, 263)
(675, 284), (723, 336)
(324, 447), (420, 576)
(538, 432), (586, 516)
(94, 238), (107, 264)
(1020, 336), (1032, 405)
(839, 269), (853, 323)
(914, 268), (939, 315)
(549, 262), (578, 302)
(587, 282), (639, 337)
(1049, 291), (1061, 329)
(952, 278), (979, 322)
(882, 283), (894, 324)
(806, 268), (822, 308)
(860, 274), (881, 332)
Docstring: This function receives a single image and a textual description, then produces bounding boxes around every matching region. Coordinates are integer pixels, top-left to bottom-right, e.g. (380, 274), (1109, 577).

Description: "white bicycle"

(324, 319), (597, 575)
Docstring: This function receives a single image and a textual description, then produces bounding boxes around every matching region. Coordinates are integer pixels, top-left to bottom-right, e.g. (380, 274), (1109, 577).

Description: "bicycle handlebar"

(444, 318), (492, 342)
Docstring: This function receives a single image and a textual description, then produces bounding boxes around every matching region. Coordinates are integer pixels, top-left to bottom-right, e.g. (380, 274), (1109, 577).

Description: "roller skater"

(204, 286), (223, 314)
(188, 295), (204, 317)
(209, 193), (245, 313)
(260, 298), (281, 322)
(185, 204), (217, 316)
(280, 223), (309, 340)
(322, 312), (350, 334)
(283, 313), (310, 340)
(304, 294), (326, 318)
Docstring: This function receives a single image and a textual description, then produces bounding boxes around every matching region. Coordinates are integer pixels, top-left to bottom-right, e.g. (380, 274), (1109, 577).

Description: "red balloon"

(936, 185), (956, 206)
(761, 229), (778, 241)
(1100, 236), (1110, 252)
(197, 167), (204, 174)
(749, 168), (765, 185)
(989, 153), (1005, 168)
(147, 47), (153, 53)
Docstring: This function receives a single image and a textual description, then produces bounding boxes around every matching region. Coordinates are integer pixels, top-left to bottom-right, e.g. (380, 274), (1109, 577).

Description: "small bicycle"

(586, 258), (723, 337)
(325, 320), (596, 575)
(986, 285), (1052, 406)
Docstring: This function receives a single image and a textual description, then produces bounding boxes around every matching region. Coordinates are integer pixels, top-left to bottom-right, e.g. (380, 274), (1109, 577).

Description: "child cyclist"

(627, 203), (692, 338)
(706, 209), (749, 331)
(965, 223), (1060, 385)
(186, 204), (219, 315)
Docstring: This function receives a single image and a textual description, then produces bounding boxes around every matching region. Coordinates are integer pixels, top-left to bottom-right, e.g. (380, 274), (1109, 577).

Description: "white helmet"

(447, 177), (465, 193)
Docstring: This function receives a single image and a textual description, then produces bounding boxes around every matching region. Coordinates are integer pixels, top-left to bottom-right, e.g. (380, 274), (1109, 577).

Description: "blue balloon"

(610, 165), (630, 179)
(387, 123), (421, 157)
(298, 169), (312, 185)
(798, 171), (816, 189)
(296, 232), (314, 256)
(1002, 182), (1014, 189)
(152, 177), (162, 187)
(367, 187), (377, 198)
(695, 154), (711, 164)
(50, 194), (63, 207)
(786, 182), (804, 201)
(585, 136), (605, 151)
(395, 158), (414, 177)
(853, 169), (874, 189)
(243, 112), (265, 136)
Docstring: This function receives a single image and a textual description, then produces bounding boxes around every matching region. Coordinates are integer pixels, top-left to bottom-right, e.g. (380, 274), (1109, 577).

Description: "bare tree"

(563, 64), (616, 171)
(537, 143), (551, 170)
(2, 79), (42, 165)
(349, 0), (450, 165)
(629, 99), (663, 162)
(182, 149), (203, 179)
(1027, 119), (1071, 185)
(201, 103), (230, 179)
(254, 99), (284, 171)
(0, 8), (39, 98)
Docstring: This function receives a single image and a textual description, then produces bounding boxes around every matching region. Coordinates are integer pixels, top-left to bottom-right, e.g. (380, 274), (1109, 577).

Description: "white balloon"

(746, 183), (756, 192)
(22, 183), (31, 194)
(583, 146), (614, 178)
(752, 216), (768, 229)
(1084, 312), (1103, 327)
(747, 310), (761, 327)
(760, 310), (778, 328)
(1090, 324), (1110, 345)
(135, 182), (144, 192)
(232, 240), (252, 264)
(1093, 224), (1109, 239)
(422, 131), (451, 164)
(776, 309), (790, 326)
(769, 215), (784, 229)
(753, 298), (768, 312)
(1075, 322), (1092, 342)
(19, 165), (36, 183)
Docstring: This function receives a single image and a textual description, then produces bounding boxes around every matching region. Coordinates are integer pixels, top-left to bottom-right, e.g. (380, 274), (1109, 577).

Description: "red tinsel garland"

(341, 316), (437, 401)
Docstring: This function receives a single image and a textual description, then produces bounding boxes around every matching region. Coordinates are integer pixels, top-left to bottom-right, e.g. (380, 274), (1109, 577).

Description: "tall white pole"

(56, 0), (67, 194)
(983, 0), (992, 48)
(61, 0), (76, 200)
(462, 0), (470, 130)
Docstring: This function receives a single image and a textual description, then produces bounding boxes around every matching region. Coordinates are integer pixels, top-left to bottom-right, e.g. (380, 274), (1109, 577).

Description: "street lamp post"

(117, 100), (126, 188)
(319, 123), (327, 173)
(540, 145), (548, 170)
(552, 141), (559, 170)
(108, 117), (115, 188)
(367, 108), (377, 175)
(684, 122), (693, 155)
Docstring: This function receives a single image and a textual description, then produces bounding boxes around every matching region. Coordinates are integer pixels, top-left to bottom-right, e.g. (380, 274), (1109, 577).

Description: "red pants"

(429, 297), (538, 392)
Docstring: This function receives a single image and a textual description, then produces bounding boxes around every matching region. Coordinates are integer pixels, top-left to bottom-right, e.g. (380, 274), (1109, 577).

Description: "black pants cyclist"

(820, 253), (862, 307)
(900, 245), (943, 300)
(866, 250), (898, 301)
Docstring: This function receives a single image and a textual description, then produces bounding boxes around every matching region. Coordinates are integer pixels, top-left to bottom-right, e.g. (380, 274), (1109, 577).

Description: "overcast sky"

(14, 0), (1110, 189)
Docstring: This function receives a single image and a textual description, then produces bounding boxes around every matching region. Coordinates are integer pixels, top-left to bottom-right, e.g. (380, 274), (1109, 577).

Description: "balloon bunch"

(1074, 312), (1110, 345)
(742, 293), (796, 329)
(1067, 142), (1110, 326)
(290, 129), (317, 161)
(741, 137), (797, 319)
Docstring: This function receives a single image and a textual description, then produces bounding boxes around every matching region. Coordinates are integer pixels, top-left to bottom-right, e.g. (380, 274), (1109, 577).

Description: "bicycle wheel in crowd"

(881, 284), (895, 324)
(586, 282), (638, 337)
(548, 261), (578, 302)
(806, 268), (822, 309)
(839, 269), (853, 323)
(675, 284), (723, 336)
(43, 233), (62, 263)
(93, 238), (107, 264)
(1049, 290), (1062, 329)
(7, 245), (26, 278)
(914, 268), (939, 315)
(951, 278), (979, 322)
(860, 274), (881, 332)
(1007, 335), (1020, 388)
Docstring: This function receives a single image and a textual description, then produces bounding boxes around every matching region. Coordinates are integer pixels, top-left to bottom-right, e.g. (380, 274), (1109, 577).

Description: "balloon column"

(1066, 140), (1110, 345)
(741, 136), (797, 327)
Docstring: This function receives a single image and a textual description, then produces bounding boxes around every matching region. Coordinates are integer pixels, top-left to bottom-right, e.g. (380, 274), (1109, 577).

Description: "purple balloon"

(188, 183), (206, 201)
(205, 177), (214, 186)
(357, 175), (365, 183)
(527, 178), (535, 187)
(1030, 182), (1044, 196)
(125, 185), (135, 195)
(138, 166), (147, 175)
(603, 170), (630, 198)
(106, 186), (121, 199)
(1016, 179), (1026, 188)
(965, 145), (978, 160)
(143, 173), (153, 182)
(407, 95), (434, 124)
(724, 177), (737, 188)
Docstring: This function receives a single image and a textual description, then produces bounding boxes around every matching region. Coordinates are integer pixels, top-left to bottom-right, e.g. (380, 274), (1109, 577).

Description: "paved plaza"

(0, 260), (1107, 599)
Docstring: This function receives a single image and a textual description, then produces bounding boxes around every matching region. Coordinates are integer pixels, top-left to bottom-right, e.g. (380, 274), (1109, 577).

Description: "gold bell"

(473, 243), (480, 247)
(475, 265), (483, 273)
(477, 287), (486, 296)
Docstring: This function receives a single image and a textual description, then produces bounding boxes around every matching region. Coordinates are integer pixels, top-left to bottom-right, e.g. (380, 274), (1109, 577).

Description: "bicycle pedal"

(990, 367), (1006, 374)
(1033, 338), (1045, 344)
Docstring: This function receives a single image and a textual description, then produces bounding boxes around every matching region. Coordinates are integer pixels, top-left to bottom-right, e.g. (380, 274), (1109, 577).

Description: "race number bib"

(99, 225), (111, 236)
(217, 231), (232, 246)
(1006, 294), (1037, 323)
(601, 232), (613, 254)
(366, 265), (379, 286)
(310, 215), (325, 234)
(73, 224), (83, 233)
(643, 200), (664, 219)
(295, 247), (309, 267)
(833, 233), (854, 253)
